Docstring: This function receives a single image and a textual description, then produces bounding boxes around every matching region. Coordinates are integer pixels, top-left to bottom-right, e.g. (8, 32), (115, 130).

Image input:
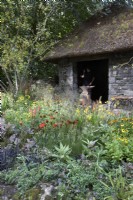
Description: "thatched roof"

(44, 6), (133, 62)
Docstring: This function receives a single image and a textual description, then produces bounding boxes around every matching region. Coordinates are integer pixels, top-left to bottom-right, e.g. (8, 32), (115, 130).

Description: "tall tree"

(0, 0), (132, 96)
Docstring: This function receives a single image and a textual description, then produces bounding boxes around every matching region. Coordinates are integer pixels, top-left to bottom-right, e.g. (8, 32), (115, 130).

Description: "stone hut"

(44, 6), (133, 107)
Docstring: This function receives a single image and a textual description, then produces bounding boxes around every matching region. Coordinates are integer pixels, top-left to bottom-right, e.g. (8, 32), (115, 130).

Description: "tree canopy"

(0, 0), (132, 95)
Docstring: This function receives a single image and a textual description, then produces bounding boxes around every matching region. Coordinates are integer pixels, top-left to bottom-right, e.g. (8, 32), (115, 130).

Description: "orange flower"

(53, 123), (58, 128)
(73, 120), (78, 125)
(39, 123), (46, 128)
(29, 109), (37, 117)
(19, 121), (23, 125)
(66, 120), (72, 125)
(50, 116), (55, 119)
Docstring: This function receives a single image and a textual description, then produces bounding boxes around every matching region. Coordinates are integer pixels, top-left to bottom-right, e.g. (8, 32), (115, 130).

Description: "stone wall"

(58, 60), (73, 91)
(58, 60), (78, 99)
(109, 52), (133, 99)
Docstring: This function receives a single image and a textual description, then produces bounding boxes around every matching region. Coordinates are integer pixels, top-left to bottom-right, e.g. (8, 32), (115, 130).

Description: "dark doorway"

(77, 59), (108, 103)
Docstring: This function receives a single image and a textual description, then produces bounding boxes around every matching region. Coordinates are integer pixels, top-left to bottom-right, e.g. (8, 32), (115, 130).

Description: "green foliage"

(2, 156), (45, 195)
(66, 161), (95, 190)
(0, 0), (101, 96)
(53, 143), (72, 162)
(1, 0), (131, 96)
(100, 167), (133, 200)
(4, 96), (133, 161)
(105, 117), (133, 162)
(2, 95), (133, 199)
(1, 92), (14, 111)
(105, 137), (133, 162)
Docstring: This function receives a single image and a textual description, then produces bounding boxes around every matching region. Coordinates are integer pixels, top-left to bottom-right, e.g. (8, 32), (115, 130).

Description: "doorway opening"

(77, 59), (109, 103)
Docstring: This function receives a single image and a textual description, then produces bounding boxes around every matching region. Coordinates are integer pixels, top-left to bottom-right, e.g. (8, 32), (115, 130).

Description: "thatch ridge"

(44, 6), (133, 62)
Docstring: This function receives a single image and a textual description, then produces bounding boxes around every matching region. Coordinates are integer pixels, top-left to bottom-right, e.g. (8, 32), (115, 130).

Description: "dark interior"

(77, 59), (108, 103)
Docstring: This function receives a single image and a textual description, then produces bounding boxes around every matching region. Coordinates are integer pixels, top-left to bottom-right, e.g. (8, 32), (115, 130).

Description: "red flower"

(39, 123), (46, 128)
(73, 120), (78, 125)
(66, 120), (72, 125)
(53, 123), (58, 128)
(50, 116), (55, 119)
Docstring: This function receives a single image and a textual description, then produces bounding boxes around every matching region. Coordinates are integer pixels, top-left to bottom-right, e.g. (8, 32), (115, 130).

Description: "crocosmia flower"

(39, 123), (46, 128)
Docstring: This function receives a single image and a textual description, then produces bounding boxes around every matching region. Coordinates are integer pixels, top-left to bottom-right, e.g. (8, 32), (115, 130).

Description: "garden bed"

(0, 93), (133, 200)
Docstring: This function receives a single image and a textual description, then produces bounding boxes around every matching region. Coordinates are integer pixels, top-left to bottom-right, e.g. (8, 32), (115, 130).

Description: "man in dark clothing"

(81, 68), (94, 86)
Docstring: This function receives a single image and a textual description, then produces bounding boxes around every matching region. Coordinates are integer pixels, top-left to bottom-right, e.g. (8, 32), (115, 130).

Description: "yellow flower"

(111, 97), (115, 101)
(25, 95), (30, 99)
(108, 119), (118, 124)
(16, 95), (25, 103)
(86, 115), (92, 121)
(76, 108), (80, 114)
(32, 101), (37, 106)
(121, 129), (128, 133)
(121, 118), (128, 121)
(117, 137), (128, 144)
(18, 96), (25, 101)
(107, 111), (112, 115)
(84, 107), (89, 114)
